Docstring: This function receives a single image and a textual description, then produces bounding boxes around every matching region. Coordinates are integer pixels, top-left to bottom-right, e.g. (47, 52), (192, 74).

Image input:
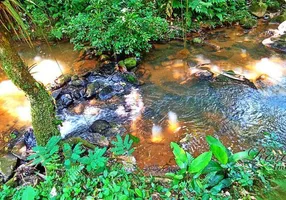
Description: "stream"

(0, 21), (285, 169)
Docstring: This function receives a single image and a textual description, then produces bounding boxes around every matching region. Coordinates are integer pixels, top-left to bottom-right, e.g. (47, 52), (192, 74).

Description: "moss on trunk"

(0, 31), (59, 146)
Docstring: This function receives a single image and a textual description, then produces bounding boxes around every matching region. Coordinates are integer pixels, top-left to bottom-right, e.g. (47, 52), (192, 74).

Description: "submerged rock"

(79, 132), (110, 147)
(59, 94), (73, 108)
(24, 128), (36, 150)
(85, 82), (100, 98)
(90, 120), (111, 135)
(55, 74), (71, 87)
(0, 154), (17, 183)
(99, 85), (115, 100)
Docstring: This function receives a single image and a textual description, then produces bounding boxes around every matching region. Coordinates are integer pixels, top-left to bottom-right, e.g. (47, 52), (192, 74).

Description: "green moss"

(0, 31), (59, 146)
(240, 17), (257, 29)
(124, 57), (137, 70)
(250, 1), (268, 18)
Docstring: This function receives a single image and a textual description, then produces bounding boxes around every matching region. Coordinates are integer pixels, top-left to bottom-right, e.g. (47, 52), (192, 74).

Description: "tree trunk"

(0, 31), (59, 146)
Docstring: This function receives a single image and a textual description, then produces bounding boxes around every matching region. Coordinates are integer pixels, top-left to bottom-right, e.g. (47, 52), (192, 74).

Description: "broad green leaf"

(203, 161), (223, 174)
(21, 186), (36, 200)
(229, 149), (256, 163)
(135, 188), (143, 197)
(189, 151), (212, 173)
(206, 135), (224, 148)
(210, 144), (228, 164)
(170, 142), (188, 169)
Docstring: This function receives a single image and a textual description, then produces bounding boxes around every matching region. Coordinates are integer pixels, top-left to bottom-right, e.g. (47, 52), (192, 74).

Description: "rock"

(73, 103), (85, 114)
(0, 154), (17, 183)
(79, 132), (110, 147)
(194, 70), (214, 81)
(124, 73), (138, 84)
(250, 2), (268, 18)
(90, 120), (111, 135)
(51, 88), (63, 100)
(70, 79), (86, 87)
(11, 139), (27, 160)
(99, 85), (114, 100)
(268, 34), (286, 53)
(60, 94), (73, 107)
(117, 155), (136, 173)
(99, 63), (115, 75)
(124, 57), (137, 70)
(24, 128), (36, 150)
(85, 82), (100, 98)
(54, 74), (71, 87)
(271, 11), (286, 23)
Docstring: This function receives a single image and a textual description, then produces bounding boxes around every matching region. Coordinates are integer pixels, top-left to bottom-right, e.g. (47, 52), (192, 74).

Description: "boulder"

(0, 154), (17, 183)
(99, 85), (114, 100)
(51, 88), (63, 100)
(60, 94), (73, 107)
(250, 2), (268, 18)
(79, 132), (110, 147)
(271, 11), (286, 23)
(54, 74), (71, 87)
(90, 120), (111, 135)
(85, 82), (100, 98)
(194, 70), (214, 81)
(124, 57), (137, 70)
(240, 17), (257, 29)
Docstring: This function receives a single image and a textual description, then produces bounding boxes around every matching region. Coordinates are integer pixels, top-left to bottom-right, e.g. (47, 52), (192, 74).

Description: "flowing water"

(0, 22), (286, 170)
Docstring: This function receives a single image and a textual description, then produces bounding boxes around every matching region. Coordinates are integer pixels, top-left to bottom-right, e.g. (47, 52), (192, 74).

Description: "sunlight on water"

(0, 80), (31, 122)
(168, 111), (179, 132)
(31, 59), (64, 85)
(151, 124), (163, 143)
(254, 58), (284, 81)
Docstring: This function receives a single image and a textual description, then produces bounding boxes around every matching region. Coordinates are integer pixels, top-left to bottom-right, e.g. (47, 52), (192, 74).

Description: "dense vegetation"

(0, 133), (285, 199)
(0, 0), (285, 199)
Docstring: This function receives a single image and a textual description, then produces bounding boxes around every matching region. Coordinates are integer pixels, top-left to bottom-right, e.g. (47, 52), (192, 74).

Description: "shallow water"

(0, 22), (286, 169)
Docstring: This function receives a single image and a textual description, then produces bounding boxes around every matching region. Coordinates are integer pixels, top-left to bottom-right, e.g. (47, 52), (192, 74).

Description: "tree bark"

(0, 31), (59, 146)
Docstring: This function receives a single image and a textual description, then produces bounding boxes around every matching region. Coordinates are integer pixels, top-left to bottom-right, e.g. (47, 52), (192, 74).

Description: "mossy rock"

(240, 17), (257, 29)
(124, 57), (137, 70)
(250, 2), (268, 18)
(271, 11), (286, 23)
(124, 73), (138, 84)
(118, 60), (125, 67)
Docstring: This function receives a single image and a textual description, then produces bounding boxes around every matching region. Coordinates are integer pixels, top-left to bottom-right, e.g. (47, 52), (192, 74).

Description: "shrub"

(64, 0), (168, 57)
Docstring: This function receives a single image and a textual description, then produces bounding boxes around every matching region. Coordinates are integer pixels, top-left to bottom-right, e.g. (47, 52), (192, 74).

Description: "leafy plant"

(79, 147), (107, 173)
(111, 134), (134, 156)
(27, 136), (61, 166)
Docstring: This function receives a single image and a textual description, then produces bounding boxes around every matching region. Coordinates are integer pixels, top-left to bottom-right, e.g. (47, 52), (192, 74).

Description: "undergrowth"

(0, 133), (285, 199)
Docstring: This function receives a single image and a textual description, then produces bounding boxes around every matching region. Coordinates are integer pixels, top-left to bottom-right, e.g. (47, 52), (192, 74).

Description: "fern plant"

(111, 134), (134, 156)
(63, 143), (84, 169)
(79, 147), (108, 173)
(28, 136), (61, 166)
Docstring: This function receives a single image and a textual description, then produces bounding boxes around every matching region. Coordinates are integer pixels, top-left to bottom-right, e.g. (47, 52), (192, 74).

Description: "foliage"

(111, 134), (134, 156)
(0, 133), (285, 199)
(166, 133), (285, 199)
(25, 0), (168, 57)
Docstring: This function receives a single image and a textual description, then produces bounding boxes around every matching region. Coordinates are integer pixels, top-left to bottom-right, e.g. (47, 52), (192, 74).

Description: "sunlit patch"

(195, 54), (211, 64)
(240, 49), (247, 58)
(31, 59), (64, 85)
(254, 58), (284, 81)
(0, 80), (31, 122)
(16, 106), (31, 121)
(168, 111), (179, 132)
(34, 56), (41, 62)
(210, 65), (221, 74)
(0, 80), (24, 95)
(115, 105), (128, 117)
(125, 88), (144, 121)
(151, 125), (163, 143)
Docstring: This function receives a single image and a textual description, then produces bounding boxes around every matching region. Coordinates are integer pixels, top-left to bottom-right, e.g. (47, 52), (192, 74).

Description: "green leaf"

(127, 134), (140, 144)
(189, 151), (212, 173)
(206, 136), (228, 164)
(170, 142), (189, 169)
(21, 186), (36, 200)
(135, 188), (143, 197)
(229, 149), (254, 163)
(202, 161), (223, 174)
(210, 144), (228, 164)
